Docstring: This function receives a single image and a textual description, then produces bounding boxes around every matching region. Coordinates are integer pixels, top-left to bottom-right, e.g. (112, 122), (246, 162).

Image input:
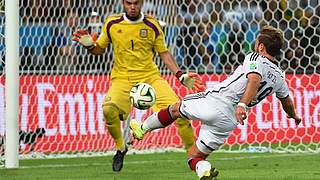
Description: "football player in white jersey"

(130, 26), (301, 179)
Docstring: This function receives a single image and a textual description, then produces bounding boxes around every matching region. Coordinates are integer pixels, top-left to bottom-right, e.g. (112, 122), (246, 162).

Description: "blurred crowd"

(177, 0), (319, 74)
(0, 0), (319, 74)
(17, 0), (114, 74)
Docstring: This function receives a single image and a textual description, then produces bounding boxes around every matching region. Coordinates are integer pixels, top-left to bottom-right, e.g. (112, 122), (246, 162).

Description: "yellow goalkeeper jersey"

(97, 13), (168, 79)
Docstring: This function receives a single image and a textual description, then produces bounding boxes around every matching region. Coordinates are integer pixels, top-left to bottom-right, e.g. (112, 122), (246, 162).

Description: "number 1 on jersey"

(131, 40), (134, 50)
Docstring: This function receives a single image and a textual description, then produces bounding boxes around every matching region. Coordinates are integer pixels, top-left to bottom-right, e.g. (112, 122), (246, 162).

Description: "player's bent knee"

(196, 140), (220, 155)
(188, 144), (209, 159)
(102, 103), (120, 125)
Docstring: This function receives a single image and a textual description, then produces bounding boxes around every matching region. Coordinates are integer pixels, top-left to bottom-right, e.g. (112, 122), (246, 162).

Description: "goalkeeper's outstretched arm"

(72, 29), (105, 55)
(88, 43), (105, 55)
(159, 51), (205, 92)
(159, 51), (180, 75)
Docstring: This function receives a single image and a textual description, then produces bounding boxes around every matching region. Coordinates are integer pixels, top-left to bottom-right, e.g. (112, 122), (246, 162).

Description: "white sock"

(196, 160), (212, 178)
(142, 112), (165, 131)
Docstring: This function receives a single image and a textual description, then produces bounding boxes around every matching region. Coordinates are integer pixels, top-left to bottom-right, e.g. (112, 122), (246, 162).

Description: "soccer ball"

(130, 83), (156, 110)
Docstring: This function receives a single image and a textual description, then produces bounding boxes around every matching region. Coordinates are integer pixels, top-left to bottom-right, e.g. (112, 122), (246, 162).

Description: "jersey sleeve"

(276, 79), (290, 99)
(96, 21), (110, 49)
(153, 22), (168, 53)
(243, 52), (263, 78)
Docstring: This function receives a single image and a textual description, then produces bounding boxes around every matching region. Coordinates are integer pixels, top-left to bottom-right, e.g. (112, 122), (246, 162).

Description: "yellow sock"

(103, 104), (125, 151)
(175, 118), (195, 151)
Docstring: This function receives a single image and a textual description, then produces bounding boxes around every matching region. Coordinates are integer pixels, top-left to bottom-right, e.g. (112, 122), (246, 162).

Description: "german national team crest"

(140, 29), (148, 38)
(103, 95), (111, 102)
(249, 63), (257, 70)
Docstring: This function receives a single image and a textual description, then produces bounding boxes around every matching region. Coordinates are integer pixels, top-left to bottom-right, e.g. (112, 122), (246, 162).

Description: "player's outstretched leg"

(188, 145), (219, 180)
(130, 119), (146, 140)
(130, 106), (178, 140)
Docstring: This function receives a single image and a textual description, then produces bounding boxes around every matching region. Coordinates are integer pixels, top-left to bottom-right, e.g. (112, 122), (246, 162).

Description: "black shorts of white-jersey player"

(130, 26), (302, 179)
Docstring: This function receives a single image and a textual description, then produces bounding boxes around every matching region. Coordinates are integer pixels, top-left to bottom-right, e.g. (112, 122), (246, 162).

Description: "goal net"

(1, 0), (319, 159)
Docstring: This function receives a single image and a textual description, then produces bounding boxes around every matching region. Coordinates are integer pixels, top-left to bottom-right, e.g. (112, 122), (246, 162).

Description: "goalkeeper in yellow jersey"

(72, 0), (205, 172)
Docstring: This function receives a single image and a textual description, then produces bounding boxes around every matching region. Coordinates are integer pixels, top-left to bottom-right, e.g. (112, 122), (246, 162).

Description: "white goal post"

(4, 0), (19, 168)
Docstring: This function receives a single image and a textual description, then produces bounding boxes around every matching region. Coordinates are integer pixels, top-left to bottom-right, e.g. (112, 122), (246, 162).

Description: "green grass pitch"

(1, 152), (320, 180)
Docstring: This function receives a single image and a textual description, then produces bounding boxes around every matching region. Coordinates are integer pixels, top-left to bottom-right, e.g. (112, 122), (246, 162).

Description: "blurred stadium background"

(0, 0), (319, 179)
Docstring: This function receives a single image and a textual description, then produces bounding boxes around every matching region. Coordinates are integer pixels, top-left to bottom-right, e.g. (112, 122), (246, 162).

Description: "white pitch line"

(214, 153), (315, 161)
(14, 153), (316, 170)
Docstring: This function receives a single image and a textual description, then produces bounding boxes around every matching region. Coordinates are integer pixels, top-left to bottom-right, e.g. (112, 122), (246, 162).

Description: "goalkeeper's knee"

(175, 118), (194, 150)
(175, 118), (192, 128)
(103, 103), (121, 126)
(103, 103), (126, 150)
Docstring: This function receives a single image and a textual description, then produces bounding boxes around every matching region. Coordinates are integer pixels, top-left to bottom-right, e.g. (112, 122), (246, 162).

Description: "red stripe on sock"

(188, 157), (204, 171)
(157, 108), (175, 126)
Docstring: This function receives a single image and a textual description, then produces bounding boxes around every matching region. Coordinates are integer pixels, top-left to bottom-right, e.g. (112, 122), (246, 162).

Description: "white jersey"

(180, 52), (290, 153)
(208, 52), (289, 107)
